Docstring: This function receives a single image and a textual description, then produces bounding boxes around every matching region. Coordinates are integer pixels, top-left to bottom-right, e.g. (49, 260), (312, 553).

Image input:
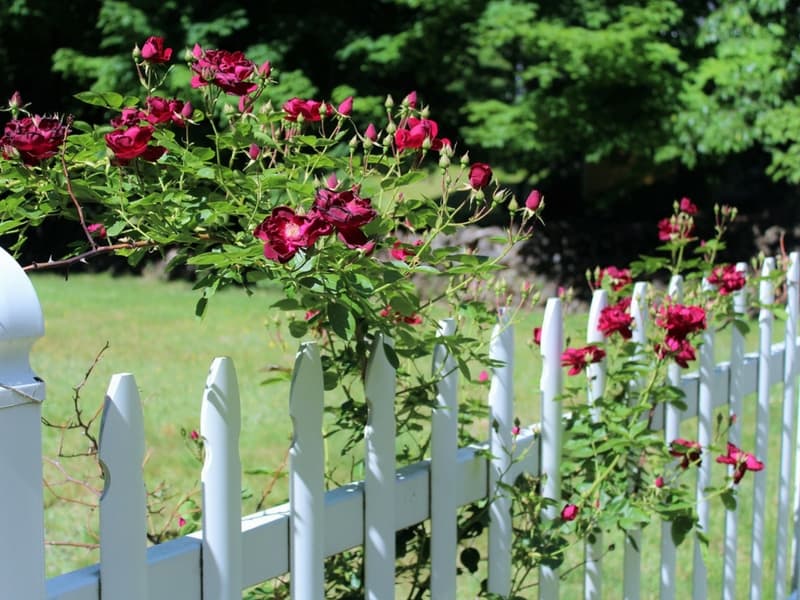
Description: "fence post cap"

(0, 247), (44, 342)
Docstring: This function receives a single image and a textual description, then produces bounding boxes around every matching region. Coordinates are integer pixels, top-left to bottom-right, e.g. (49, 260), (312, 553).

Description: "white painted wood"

(585, 289), (608, 600)
(364, 334), (396, 600)
(723, 263), (747, 600)
(624, 281), (648, 600)
(751, 257), (775, 600)
(98, 373), (148, 600)
(488, 308), (514, 597)
(431, 319), (458, 599)
(693, 279), (714, 600)
(200, 357), (242, 600)
(539, 298), (563, 600)
(0, 246), (46, 600)
(289, 342), (325, 599)
(778, 252), (799, 599)
(660, 274), (682, 600)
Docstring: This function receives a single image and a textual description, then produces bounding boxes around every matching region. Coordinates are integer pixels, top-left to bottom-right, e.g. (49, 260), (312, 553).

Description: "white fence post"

(487, 308), (514, 597)
(364, 334), (397, 600)
(289, 342), (325, 599)
(201, 357), (242, 600)
(431, 319), (458, 599)
(0, 247), (46, 600)
(584, 289), (608, 600)
(751, 257), (775, 600)
(98, 374), (148, 599)
(539, 298), (563, 600)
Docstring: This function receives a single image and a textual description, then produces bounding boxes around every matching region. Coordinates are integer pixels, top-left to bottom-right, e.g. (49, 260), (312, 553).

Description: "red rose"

(2, 115), (68, 165)
(597, 266), (632, 291)
(87, 223), (107, 239)
(525, 189), (542, 211)
(253, 206), (328, 263)
(655, 336), (697, 368)
(561, 504), (579, 521)
(561, 345), (605, 376)
(105, 125), (163, 163)
(310, 187), (377, 251)
(140, 36), (172, 64)
(679, 197), (698, 215)
(597, 297), (633, 339)
(110, 107), (146, 129)
(468, 163), (492, 190)
(716, 443), (764, 484)
(708, 264), (746, 296)
(669, 438), (701, 469)
(144, 96), (190, 126)
(337, 96), (353, 116)
(656, 303), (706, 341)
(191, 45), (258, 96)
(282, 97), (331, 122)
(394, 117), (450, 152)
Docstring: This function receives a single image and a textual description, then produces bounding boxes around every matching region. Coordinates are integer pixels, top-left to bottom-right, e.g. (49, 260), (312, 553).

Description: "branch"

(59, 119), (96, 249)
(22, 240), (157, 272)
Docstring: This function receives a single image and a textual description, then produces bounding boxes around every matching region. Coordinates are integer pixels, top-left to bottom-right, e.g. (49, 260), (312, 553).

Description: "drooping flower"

(191, 45), (258, 96)
(716, 442), (764, 484)
(669, 438), (701, 469)
(597, 266), (632, 291)
(140, 36), (172, 64)
(282, 97), (331, 122)
(394, 117), (450, 152)
(390, 240), (417, 262)
(561, 504), (579, 521)
(310, 187), (377, 252)
(708, 264), (746, 296)
(468, 162), (492, 190)
(655, 336), (697, 368)
(253, 206), (328, 263)
(105, 125), (165, 164)
(1, 115), (69, 165)
(597, 297), (633, 339)
(561, 345), (605, 376)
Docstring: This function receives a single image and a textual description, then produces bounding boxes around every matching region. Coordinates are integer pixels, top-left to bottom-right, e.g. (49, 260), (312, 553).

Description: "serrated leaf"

(288, 320), (309, 338)
(74, 91), (125, 109)
(328, 303), (355, 340)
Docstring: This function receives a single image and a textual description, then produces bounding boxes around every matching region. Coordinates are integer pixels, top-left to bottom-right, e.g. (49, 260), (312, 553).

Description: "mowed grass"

(29, 273), (796, 598)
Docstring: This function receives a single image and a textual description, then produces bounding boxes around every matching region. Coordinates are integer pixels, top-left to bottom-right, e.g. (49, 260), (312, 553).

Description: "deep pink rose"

(679, 197), (698, 215)
(87, 223), (107, 239)
(191, 45), (258, 96)
(2, 115), (68, 165)
(394, 117), (450, 152)
(597, 266), (632, 291)
(670, 438), (701, 469)
(404, 90), (417, 108)
(104, 125), (164, 163)
(253, 206), (328, 263)
(561, 504), (579, 521)
(716, 442), (764, 484)
(655, 336), (697, 368)
(468, 163), (492, 190)
(525, 189), (542, 211)
(654, 476), (665, 488)
(144, 96), (190, 126)
(532, 327), (542, 346)
(364, 123), (377, 142)
(597, 297), (633, 339)
(708, 264), (746, 296)
(110, 107), (146, 129)
(140, 36), (172, 64)
(310, 187), (376, 251)
(656, 303), (706, 341)
(337, 96), (353, 116)
(561, 345), (605, 376)
(658, 216), (694, 242)
(282, 97), (331, 122)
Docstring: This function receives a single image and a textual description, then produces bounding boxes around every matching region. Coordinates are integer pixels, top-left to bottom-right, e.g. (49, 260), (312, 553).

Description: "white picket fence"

(3, 244), (800, 599)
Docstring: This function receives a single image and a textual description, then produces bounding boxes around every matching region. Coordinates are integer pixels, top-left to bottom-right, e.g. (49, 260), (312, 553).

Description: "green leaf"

(271, 298), (301, 311)
(328, 303), (356, 340)
(74, 91), (126, 109)
(195, 296), (208, 318)
(720, 488), (737, 511)
(288, 320), (309, 338)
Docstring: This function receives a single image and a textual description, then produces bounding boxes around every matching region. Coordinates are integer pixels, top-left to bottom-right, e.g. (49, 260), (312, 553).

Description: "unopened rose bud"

(492, 189), (506, 204)
(8, 91), (22, 110)
(420, 105), (430, 119)
(349, 134), (359, 149)
(183, 47), (194, 62)
(385, 94), (394, 108)
(385, 121), (396, 134)
(248, 143), (260, 160)
(222, 102), (235, 115)
(441, 143), (454, 158)
(338, 96), (353, 116)
(403, 90), (417, 108)
(326, 173), (338, 189)
(259, 60), (271, 78)
(381, 134), (393, 147)
(460, 152), (470, 166)
(132, 44), (141, 59)
(422, 136), (432, 150)
(507, 196), (518, 211)
(525, 189), (542, 211)
(318, 103), (328, 119)
(365, 123), (377, 142)
(655, 476), (664, 488)
(438, 154), (450, 169)
(259, 100), (274, 115)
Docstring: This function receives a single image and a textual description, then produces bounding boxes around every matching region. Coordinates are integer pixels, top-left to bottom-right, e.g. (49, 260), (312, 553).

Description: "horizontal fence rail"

(2, 246), (800, 599)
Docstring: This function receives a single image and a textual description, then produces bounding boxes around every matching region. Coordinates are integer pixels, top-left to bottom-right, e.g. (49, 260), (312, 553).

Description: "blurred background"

(3, 0), (799, 289)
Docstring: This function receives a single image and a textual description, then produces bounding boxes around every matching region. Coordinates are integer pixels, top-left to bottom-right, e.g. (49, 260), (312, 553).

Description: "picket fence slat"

(431, 319), (458, 599)
(289, 342), (325, 599)
(723, 263), (747, 600)
(200, 357), (242, 600)
(752, 257), (776, 600)
(585, 289), (608, 600)
(364, 334), (397, 600)
(488, 308), (514, 597)
(539, 298), (563, 599)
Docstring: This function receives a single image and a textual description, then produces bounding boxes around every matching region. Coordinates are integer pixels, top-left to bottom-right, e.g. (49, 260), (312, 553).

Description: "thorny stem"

(59, 118), (96, 249)
(23, 240), (156, 272)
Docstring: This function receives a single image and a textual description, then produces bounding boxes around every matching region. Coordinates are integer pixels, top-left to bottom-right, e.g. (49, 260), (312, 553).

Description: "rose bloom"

(140, 36), (172, 64)
(105, 126), (165, 163)
(597, 297), (633, 339)
(310, 187), (377, 251)
(658, 216), (694, 242)
(655, 336), (697, 368)
(110, 107), (146, 129)
(253, 206), (328, 263)
(144, 96), (191, 126)
(670, 438), (701, 469)
(561, 345), (605, 376)
(191, 45), (258, 96)
(2, 115), (68, 165)
(525, 189), (542, 211)
(283, 97), (331, 122)
(597, 266), (632, 291)
(716, 442), (764, 484)
(468, 162), (492, 190)
(679, 197), (698, 215)
(561, 504), (579, 521)
(394, 117), (450, 151)
(87, 223), (107, 239)
(656, 303), (706, 340)
(708, 264), (746, 296)
(532, 327), (542, 346)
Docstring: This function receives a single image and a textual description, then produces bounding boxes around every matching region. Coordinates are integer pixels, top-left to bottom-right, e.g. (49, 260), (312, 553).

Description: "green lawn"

(29, 272), (795, 599)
